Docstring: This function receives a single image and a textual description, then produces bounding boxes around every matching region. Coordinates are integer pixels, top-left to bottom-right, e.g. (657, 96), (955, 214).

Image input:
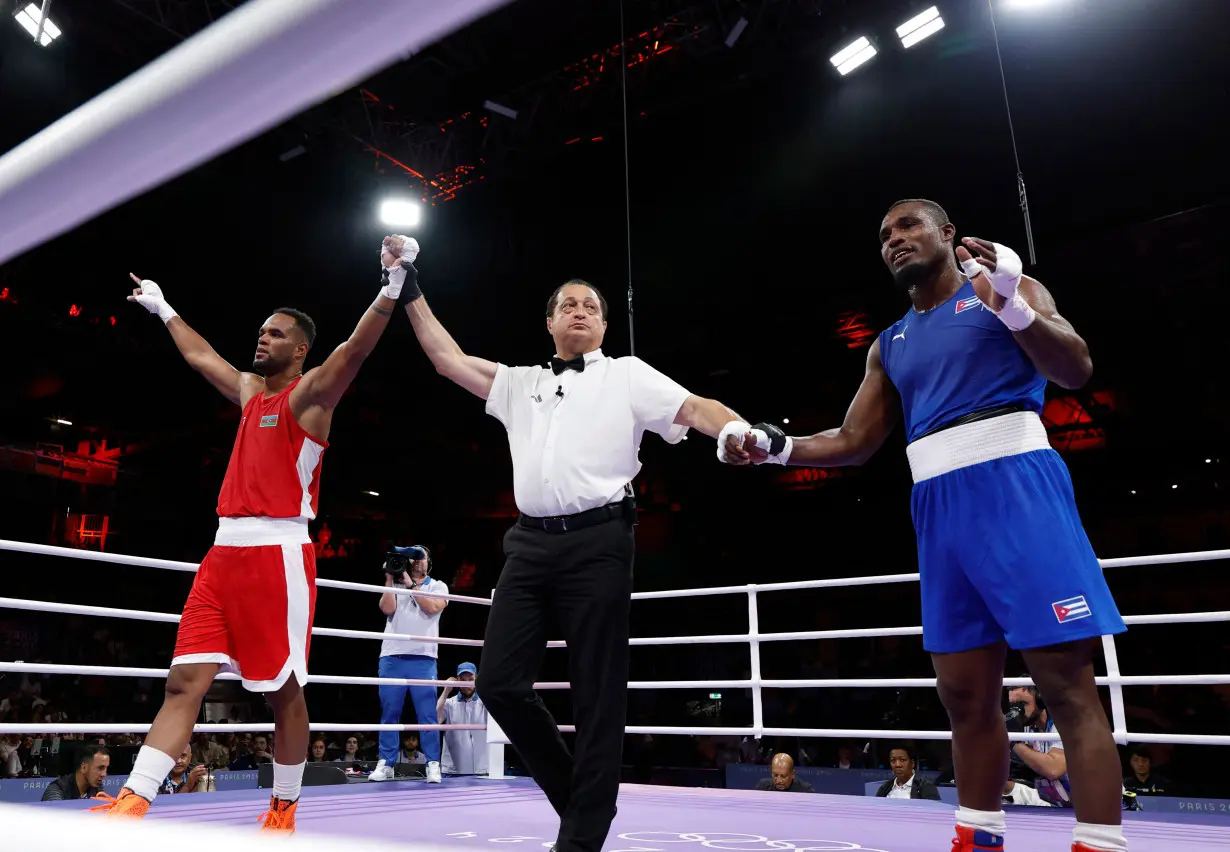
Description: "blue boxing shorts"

(907, 412), (1126, 654)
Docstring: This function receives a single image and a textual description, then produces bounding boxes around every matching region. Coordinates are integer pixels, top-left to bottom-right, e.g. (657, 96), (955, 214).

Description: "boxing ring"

(2, 0), (1229, 848)
(2, 537), (1229, 851)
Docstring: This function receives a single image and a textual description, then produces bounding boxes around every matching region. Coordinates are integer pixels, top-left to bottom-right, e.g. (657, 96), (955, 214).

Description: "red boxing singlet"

(215, 377), (328, 520)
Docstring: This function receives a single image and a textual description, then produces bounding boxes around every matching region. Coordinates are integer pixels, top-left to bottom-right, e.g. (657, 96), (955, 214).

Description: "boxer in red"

(92, 236), (420, 831)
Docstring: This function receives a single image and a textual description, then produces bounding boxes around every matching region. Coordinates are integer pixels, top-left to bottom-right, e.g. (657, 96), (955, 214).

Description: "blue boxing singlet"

(877, 280), (1047, 443)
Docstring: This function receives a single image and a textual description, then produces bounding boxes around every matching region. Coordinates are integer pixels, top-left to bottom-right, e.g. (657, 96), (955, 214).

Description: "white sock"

(956, 806), (1007, 836)
(273, 760), (306, 803)
(1073, 823), (1128, 852)
(126, 745), (176, 802)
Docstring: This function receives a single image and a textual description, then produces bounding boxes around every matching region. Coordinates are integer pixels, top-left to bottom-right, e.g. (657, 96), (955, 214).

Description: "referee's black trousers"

(478, 518), (634, 852)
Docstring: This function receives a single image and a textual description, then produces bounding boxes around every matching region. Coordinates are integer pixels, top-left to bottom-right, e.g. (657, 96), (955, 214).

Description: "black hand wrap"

(399, 260), (422, 304)
(752, 422), (788, 456)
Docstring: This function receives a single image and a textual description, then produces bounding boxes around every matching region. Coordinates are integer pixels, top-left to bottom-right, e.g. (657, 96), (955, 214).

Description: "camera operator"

(1003, 683), (1068, 807)
(371, 545), (447, 784)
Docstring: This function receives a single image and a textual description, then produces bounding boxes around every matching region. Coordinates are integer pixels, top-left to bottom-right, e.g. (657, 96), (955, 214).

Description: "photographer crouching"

(1003, 681), (1141, 813)
(1002, 683), (1067, 807)
(371, 545), (448, 783)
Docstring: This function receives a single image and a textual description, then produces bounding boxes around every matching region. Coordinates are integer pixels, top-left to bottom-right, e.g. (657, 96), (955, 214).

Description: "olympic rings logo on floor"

(444, 831), (888, 852)
(614, 833), (890, 852)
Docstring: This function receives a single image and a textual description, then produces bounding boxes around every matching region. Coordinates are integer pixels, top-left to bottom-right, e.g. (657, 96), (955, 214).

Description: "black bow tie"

(551, 354), (586, 375)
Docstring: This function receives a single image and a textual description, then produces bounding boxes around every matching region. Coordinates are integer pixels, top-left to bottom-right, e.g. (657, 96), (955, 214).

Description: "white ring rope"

(2, 539), (1229, 746)
(0, 0), (513, 264)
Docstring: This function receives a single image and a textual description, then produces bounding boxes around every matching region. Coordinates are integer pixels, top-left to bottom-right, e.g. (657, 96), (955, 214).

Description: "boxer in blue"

(717, 200), (1128, 852)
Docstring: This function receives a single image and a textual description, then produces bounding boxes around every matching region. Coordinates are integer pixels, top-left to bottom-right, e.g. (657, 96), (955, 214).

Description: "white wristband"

(156, 302), (178, 324)
(995, 289), (1036, 331)
(766, 435), (794, 466)
(750, 431), (793, 465)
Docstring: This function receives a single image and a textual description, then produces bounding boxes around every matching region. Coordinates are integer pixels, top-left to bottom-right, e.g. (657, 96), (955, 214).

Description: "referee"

(401, 260), (752, 852)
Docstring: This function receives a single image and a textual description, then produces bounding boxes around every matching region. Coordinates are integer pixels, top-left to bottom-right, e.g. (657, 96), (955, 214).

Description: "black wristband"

(381, 264), (423, 304)
(751, 421), (788, 456)
(399, 261), (422, 304)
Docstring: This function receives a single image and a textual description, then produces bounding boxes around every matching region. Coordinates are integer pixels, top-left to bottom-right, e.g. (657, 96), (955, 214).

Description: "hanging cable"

(987, 0), (1036, 265)
(619, 0), (636, 354)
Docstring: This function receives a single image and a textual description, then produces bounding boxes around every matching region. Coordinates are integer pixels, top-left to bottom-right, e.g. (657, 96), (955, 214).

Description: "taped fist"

(126, 272), (178, 323)
(379, 235), (422, 303)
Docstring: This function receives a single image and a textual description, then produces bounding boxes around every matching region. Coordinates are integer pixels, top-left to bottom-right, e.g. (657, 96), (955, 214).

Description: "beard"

(890, 250), (947, 292)
(251, 356), (280, 375)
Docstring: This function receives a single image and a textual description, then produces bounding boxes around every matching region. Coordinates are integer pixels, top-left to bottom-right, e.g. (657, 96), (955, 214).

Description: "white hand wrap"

(716, 420), (752, 464)
(959, 241), (1035, 332)
(750, 429), (794, 465)
(134, 279), (178, 323)
(380, 235), (420, 301)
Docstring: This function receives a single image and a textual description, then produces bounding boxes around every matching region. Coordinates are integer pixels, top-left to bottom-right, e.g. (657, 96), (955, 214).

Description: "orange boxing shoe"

(951, 825), (1004, 852)
(88, 788), (151, 818)
(257, 796), (298, 833)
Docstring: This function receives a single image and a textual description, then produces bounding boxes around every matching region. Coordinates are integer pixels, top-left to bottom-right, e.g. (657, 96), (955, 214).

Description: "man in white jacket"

(438, 663), (488, 775)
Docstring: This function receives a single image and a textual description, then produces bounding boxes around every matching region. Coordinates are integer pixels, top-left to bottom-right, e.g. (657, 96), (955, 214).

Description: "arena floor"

(40, 777), (1230, 850)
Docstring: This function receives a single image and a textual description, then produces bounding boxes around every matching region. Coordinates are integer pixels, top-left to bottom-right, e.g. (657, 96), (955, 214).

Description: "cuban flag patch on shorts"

(1052, 595), (1092, 624)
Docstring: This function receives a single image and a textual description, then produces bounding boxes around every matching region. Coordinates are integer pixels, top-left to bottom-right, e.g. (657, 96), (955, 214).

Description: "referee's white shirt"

(485, 349), (692, 517)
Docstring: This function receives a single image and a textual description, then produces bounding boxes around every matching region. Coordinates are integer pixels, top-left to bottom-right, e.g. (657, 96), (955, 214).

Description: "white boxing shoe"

(426, 761), (442, 783)
(369, 759), (394, 782)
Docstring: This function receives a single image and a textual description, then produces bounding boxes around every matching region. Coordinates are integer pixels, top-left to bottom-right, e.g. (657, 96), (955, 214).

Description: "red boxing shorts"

(171, 517), (317, 693)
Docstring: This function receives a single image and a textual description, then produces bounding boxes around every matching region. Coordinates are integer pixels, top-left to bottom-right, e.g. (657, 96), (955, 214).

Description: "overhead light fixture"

(379, 199), (421, 227)
(55, 418), (72, 426)
(830, 36), (877, 76)
(897, 6), (945, 48)
(1171, 484), (1178, 490)
(14, 3), (61, 46)
(782, 418), (790, 425)
(363, 490), (380, 497)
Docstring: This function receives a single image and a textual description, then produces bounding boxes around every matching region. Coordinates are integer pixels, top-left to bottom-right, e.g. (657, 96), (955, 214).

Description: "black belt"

(518, 500), (633, 534)
(917, 403), (1028, 440)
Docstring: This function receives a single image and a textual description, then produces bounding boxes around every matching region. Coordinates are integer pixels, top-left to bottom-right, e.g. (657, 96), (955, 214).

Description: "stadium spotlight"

(897, 6), (945, 48)
(829, 36), (877, 76)
(380, 199), (422, 228)
(14, 3), (61, 46)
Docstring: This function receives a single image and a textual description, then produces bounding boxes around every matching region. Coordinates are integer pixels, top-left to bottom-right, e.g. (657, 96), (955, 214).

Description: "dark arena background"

(1, 0), (1229, 848)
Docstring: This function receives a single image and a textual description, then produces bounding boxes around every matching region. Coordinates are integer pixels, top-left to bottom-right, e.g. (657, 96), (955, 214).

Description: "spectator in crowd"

(160, 744), (213, 794)
(1, 734), (22, 777)
(876, 744), (942, 800)
(191, 733), (229, 769)
(334, 736), (362, 762)
(371, 546), (447, 783)
(308, 738), (328, 762)
(229, 734), (274, 770)
(40, 744), (109, 801)
(1123, 746), (1172, 795)
(835, 744), (858, 769)
(438, 662), (488, 775)
(755, 753), (814, 793)
(400, 733), (427, 765)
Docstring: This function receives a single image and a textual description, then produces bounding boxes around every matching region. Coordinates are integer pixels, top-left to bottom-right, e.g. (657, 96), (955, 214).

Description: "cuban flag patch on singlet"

(259, 414), (279, 428)
(955, 296), (985, 314)
(1052, 595), (1092, 624)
